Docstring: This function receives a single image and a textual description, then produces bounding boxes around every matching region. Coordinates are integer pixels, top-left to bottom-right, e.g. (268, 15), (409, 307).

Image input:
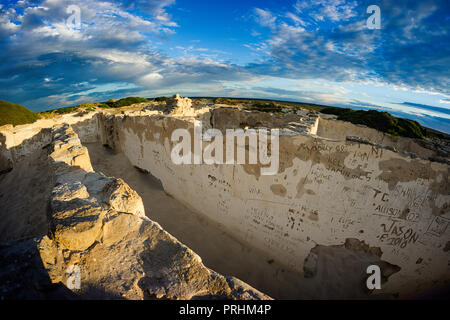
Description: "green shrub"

(54, 106), (79, 114)
(39, 102), (101, 117)
(105, 97), (148, 108)
(214, 97), (241, 105)
(78, 102), (97, 109)
(97, 103), (111, 108)
(248, 102), (283, 113)
(0, 100), (39, 126)
(38, 105), (80, 117)
(321, 107), (352, 117)
(153, 96), (169, 102)
(321, 107), (427, 139)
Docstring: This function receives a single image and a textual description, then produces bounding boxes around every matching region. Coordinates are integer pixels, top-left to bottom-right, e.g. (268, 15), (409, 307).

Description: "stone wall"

(0, 112), (99, 172)
(101, 112), (450, 297)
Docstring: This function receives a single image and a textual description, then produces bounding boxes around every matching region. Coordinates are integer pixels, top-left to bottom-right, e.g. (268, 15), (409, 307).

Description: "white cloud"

(285, 12), (307, 27)
(139, 72), (163, 86)
(254, 8), (276, 28)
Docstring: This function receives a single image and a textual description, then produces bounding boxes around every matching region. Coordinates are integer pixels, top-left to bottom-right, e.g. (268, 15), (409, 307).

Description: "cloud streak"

(249, 0), (449, 95)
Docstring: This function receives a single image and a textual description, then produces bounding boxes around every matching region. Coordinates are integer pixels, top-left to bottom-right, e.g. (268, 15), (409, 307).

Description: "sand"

(0, 147), (53, 243)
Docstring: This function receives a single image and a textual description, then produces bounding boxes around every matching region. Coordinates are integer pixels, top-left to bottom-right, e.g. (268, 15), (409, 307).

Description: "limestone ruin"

(0, 95), (449, 299)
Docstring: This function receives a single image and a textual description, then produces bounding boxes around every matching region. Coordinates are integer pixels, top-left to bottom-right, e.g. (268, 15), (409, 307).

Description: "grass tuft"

(0, 100), (39, 126)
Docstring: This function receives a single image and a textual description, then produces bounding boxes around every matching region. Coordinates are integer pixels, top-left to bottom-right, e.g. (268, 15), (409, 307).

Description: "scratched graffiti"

(392, 185), (438, 210)
(377, 220), (420, 248)
(117, 117), (450, 287)
(426, 216), (449, 237)
(249, 186), (263, 197)
(217, 199), (230, 215)
(207, 174), (231, 192)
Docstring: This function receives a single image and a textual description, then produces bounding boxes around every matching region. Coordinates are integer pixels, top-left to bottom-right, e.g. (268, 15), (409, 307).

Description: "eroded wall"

(101, 113), (450, 297)
(0, 113), (100, 242)
(0, 112), (99, 171)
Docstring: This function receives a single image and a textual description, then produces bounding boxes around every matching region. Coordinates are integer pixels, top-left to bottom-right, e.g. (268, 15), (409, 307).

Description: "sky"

(0, 0), (449, 132)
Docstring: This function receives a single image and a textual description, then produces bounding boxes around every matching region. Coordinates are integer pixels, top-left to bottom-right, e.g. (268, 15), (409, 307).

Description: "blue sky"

(0, 0), (449, 132)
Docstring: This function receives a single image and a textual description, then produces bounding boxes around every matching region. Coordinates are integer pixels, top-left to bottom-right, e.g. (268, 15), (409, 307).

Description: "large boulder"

(162, 94), (194, 115)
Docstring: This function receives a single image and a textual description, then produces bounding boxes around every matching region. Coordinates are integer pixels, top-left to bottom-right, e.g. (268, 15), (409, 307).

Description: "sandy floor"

(0, 148), (53, 243)
(85, 142), (386, 299)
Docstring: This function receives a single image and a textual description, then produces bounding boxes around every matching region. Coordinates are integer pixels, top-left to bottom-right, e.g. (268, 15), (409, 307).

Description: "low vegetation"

(38, 98), (148, 118)
(152, 96), (170, 103)
(101, 97), (148, 108)
(246, 102), (284, 113)
(208, 97), (323, 113)
(38, 102), (97, 118)
(321, 107), (428, 139)
(0, 100), (39, 126)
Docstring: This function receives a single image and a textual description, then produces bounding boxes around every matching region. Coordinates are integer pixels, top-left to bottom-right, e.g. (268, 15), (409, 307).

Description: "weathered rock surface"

(150, 94), (196, 116)
(0, 124), (270, 300)
(107, 108), (449, 298)
(167, 94), (193, 114)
